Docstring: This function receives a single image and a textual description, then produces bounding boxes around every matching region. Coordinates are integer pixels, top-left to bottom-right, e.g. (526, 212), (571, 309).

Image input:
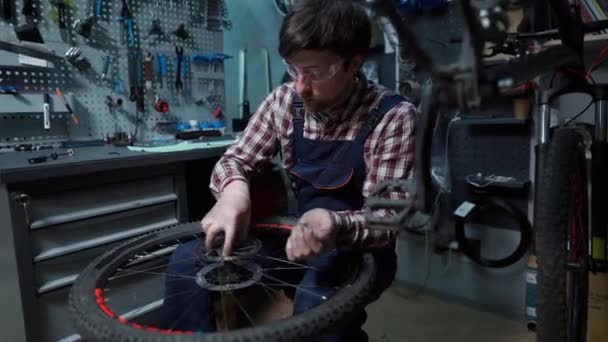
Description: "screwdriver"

(55, 88), (80, 125)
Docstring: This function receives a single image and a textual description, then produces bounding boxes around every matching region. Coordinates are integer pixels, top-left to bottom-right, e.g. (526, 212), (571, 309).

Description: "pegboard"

(0, 0), (230, 145)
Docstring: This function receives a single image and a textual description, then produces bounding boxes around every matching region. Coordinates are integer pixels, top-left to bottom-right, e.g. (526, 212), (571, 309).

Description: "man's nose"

(295, 74), (311, 94)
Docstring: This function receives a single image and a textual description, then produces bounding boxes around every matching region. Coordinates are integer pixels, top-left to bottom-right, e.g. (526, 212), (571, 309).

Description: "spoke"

(161, 288), (202, 302)
(257, 281), (283, 296)
(229, 291), (256, 327)
(220, 289), (228, 331)
(260, 282), (338, 290)
(118, 256), (196, 277)
(109, 269), (196, 282)
(252, 255), (320, 272)
(262, 266), (310, 271)
(235, 262), (327, 301)
(168, 288), (203, 331)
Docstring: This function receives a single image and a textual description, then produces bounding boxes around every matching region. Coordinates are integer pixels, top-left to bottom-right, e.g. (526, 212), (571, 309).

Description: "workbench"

(0, 143), (228, 342)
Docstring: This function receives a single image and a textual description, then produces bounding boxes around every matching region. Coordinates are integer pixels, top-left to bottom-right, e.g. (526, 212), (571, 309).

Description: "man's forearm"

(209, 158), (249, 199)
(331, 210), (395, 249)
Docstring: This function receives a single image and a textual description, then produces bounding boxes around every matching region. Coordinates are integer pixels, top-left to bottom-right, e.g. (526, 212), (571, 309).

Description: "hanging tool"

(154, 94), (169, 113)
(182, 54), (189, 78)
(145, 18), (165, 40)
(22, 0), (38, 20)
(156, 53), (167, 89)
(28, 149), (75, 164)
(144, 52), (154, 93)
(0, 86), (18, 94)
(136, 50), (144, 112)
(43, 93), (51, 130)
(114, 78), (123, 94)
(239, 48), (250, 118)
(15, 23), (45, 43)
(128, 49), (137, 101)
(173, 23), (190, 40)
(191, 53), (232, 73)
(65, 46), (91, 71)
(49, 1), (69, 36)
(0, 0), (14, 20)
(175, 46), (184, 91)
(100, 54), (114, 80)
(0, 41), (63, 64)
(73, 0), (95, 38)
(263, 48), (272, 93)
(95, 0), (103, 17)
(118, 0), (135, 46)
(55, 88), (80, 125)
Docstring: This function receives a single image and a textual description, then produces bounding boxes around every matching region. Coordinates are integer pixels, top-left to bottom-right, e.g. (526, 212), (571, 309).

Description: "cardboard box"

(588, 273), (608, 342)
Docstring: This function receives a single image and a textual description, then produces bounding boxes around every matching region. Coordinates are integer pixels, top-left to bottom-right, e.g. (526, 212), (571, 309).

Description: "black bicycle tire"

(69, 217), (377, 342)
(535, 128), (589, 342)
(454, 198), (532, 268)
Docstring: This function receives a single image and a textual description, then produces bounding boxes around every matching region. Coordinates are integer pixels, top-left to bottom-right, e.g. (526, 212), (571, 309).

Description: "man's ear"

(347, 54), (366, 73)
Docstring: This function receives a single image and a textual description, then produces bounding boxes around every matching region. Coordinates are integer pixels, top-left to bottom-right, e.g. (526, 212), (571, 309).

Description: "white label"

(454, 201), (476, 218)
(526, 307), (537, 318)
(526, 272), (537, 284)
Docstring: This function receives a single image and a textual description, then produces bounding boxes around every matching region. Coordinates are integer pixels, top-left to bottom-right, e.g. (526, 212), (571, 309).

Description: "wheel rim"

(70, 220), (376, 341)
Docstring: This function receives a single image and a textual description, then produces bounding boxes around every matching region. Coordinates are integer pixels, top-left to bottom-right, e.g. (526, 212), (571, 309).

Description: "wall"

(222, 1), (287, 129)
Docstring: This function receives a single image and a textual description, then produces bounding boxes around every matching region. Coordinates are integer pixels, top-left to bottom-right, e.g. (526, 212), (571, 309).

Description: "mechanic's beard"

(303, 98), (330, 112)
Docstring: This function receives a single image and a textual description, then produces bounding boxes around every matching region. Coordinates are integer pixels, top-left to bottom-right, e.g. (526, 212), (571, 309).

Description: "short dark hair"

(278, 0), (372, 60)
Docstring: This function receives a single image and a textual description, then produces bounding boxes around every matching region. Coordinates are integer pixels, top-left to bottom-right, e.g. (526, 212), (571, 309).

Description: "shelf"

(483, 33), (608, 64)
(543, 32), (608, 48)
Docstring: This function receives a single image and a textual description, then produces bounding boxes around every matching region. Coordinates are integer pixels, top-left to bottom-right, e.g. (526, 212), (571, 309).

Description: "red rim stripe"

(253, 223), (293, 230)
(94, 287), (194, 335)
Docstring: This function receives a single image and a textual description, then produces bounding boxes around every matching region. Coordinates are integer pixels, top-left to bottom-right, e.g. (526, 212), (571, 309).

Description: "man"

(163, 0), (416, 340)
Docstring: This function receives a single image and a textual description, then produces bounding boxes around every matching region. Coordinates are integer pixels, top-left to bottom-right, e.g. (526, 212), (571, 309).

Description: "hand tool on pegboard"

(0, 0), (14, 20)
(175, 46), (184, 92)
(95, 0), (103, 17)
(144, 52), (154, 95)
(101, 54), (114, 81)
(73, 0), (95, 38)
(118, 0), (135, 46)
(0, 41), (64, 64)
(43, 94), (51, 130)
(136, 50), (144, 112)
(56, 87), (80, 125)
(22, 0), (38, 21)
(156, 53), (167, 89)
(154, 94), (169, 114)
(145, 18), (165, 41)
(49, 0), (71, 42)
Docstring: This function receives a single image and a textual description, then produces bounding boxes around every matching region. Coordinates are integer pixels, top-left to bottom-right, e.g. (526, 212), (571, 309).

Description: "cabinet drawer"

(34, 240), (126, 295)
(38, 269), (167, 342)
(31, 202), (178, 263)
(26, 175), (177, 230)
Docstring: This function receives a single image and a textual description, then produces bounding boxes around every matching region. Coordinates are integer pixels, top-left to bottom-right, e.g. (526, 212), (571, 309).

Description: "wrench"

(175, 46), (183, 90)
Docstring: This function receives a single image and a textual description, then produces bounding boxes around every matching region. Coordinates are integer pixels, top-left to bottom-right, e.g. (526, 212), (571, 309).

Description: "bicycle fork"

(591, 87), (608, 272)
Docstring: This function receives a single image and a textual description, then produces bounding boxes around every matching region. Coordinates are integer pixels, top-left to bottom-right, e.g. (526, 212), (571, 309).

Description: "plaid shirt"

(210, 76), (417, 249)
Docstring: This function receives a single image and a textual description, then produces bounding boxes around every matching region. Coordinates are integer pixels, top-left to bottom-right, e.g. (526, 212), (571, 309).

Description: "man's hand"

(286, 208), (339, 261)
(201, 180), (251, 256)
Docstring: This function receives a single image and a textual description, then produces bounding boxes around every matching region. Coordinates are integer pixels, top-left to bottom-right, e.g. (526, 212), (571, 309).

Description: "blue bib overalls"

(162, 93), (403, 341)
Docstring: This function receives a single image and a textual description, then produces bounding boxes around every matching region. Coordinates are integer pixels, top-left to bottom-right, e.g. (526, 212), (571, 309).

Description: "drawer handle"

(14, 193), (31, 227)
(33, 219), (178, 262)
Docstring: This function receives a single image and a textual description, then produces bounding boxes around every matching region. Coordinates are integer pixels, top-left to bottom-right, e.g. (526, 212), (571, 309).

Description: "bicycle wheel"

(69, 217), (376, 342)
(536, 128), (589, 342)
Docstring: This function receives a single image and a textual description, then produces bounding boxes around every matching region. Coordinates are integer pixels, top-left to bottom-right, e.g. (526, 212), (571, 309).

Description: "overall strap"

(355, 94), (408, 142)
(291, 93), (305, 137)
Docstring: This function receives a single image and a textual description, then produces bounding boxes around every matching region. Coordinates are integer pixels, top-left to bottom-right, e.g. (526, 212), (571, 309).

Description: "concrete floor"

(363, 286), (536, 342)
